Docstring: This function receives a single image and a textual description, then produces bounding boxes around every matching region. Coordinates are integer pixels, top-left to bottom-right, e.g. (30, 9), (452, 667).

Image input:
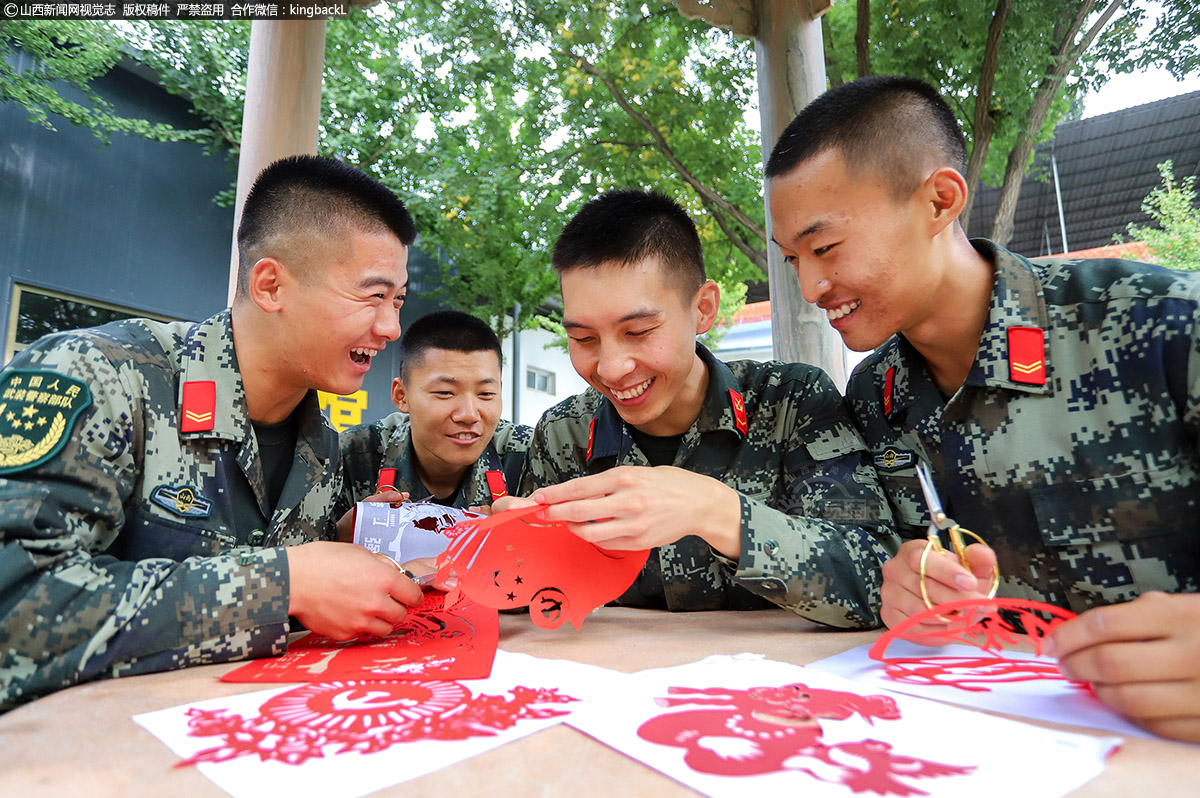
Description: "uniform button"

(764, 539), (780, 558)
(247, 530), (265, 546)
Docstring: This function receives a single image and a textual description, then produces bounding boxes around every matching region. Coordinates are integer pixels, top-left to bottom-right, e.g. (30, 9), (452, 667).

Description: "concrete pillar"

(227, 20), (327, 305)
(754, 0), (846, 386)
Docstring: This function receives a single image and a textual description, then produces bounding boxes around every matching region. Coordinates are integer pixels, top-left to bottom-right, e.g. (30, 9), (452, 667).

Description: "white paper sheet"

(134, 650), (622, 798)
(567, 653), (1120, 798)
(805, 640), (1151, 738)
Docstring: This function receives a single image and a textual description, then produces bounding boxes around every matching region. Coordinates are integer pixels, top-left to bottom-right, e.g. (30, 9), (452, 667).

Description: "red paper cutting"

(637, 684), (973, 793)
(221, 592), (499, 683)
(435, 504), (650, 631)
(869, 597), (1085, 693)
(177, 679), (577, 767)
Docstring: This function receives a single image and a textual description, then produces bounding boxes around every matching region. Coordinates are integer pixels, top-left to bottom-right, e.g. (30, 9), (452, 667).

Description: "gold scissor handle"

(918, 523), (1000, 614)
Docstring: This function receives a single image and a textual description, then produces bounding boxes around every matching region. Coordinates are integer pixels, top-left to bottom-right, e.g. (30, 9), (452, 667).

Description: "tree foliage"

(116, 2), (765, 337)
(1121, 160), (1200, 272)
(0, 20), (206, 144)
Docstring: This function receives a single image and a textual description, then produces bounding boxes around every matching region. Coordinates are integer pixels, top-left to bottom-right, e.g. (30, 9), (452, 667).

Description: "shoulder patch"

(873, 446), (916, 473)
(150, 484), (214, 518)
(0, 370), (92, 475)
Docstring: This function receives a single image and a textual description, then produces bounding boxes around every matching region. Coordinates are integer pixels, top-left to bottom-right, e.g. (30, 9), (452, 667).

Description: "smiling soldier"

(334, 310), (530, 534)
(0, 155), (424, 711)
(766, 75), (1200, 741)
(506, 189), (897, 627)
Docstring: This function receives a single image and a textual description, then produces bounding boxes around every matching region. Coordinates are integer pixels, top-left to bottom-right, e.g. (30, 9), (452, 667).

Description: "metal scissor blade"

(915, 462), (945, 523)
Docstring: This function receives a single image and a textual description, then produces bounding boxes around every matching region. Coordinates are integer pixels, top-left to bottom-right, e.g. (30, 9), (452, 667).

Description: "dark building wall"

(0, 50), (236, 322)
(1, 49), (451, 426)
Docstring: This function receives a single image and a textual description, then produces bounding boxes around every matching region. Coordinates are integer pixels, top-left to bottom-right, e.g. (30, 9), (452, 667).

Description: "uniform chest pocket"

(108, 504), (235, 562)
(1030, 463), (1195, 547)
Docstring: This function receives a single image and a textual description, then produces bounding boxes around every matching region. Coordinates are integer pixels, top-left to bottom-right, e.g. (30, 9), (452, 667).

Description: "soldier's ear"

(693, 279), (720, 336)
(391, 377), (409, 413)
(248, 258), (287, 312)
(925, 166), (968, 236)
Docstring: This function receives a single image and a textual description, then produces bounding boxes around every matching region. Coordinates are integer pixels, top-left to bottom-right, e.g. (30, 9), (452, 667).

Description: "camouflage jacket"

(845, 240), (1200, 614)
(520, 345), (897, 628)
(335, 414), (531, 517)
(0, 310), (339, 711)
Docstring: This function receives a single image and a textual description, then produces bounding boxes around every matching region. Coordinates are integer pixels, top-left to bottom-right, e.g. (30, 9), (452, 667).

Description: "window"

(526, 366), (555, 395)
(5, 284), (176, 362)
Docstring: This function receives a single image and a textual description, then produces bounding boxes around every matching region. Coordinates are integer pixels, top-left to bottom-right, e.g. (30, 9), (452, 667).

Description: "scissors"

(914, 463), (999, 611)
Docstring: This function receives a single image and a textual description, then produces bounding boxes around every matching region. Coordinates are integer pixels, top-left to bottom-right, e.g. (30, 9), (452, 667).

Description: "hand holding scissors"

(915, 463), (1000, 612)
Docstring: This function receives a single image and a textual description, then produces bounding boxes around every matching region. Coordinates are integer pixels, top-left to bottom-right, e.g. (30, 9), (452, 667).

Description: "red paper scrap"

(869, 597), (1086, 693)
(221, 592), (498, 683)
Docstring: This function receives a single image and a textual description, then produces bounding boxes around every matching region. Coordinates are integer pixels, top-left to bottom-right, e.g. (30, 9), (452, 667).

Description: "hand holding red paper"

(1048, 591), (1200, 743)
(529, 465), (742, 559)
(435, 504), (650, 629)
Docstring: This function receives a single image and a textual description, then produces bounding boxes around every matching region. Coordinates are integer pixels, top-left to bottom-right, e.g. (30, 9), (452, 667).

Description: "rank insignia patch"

(181, 380), (216, 432)
(1007, 326), (1046, 385)
(0, 370), (91, 475)
(151, 484), (214, 518)
(729, 389), (748, 436)
(873, 446), (916, 473)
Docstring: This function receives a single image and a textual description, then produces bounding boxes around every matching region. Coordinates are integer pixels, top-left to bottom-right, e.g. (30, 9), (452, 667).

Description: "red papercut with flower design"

(636, 683), (973, 793)
(176, 678), (576, 767)
(221, 592), (498, 683)
(435, 505), (650, 630)
(869, 598), (1085, 693)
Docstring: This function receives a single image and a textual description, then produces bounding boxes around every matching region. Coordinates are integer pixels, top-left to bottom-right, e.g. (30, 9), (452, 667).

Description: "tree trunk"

(990, 0), (1124, 246)
(960, 0), (1012, 230)
(855, 0), (871, 77)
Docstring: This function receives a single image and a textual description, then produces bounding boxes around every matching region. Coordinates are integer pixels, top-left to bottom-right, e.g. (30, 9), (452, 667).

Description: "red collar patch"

(485, 470), (508, 502)
(1007, 326), (1046, 385)
(729, 389), (748, 436)
(180, 380), (216, 432)
(586, 416), (595, 461)
(883, 366), (896, 417)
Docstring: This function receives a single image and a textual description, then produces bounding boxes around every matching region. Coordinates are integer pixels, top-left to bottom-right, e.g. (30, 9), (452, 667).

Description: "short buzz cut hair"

(235, 155), (417, 298)
(395, 310), (503, 382)
(765, 75), (966, 198)
(550, 189), (706, 298)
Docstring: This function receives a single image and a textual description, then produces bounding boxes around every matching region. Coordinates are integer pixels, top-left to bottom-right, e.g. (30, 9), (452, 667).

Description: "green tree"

(117, 2), (764, 337)
(1121, 160), (1200, 271)
(1, 20), (206, 144)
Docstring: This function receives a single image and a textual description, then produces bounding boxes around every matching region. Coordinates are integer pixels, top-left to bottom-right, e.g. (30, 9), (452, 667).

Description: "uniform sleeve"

(517, 413), (585, 497)
(333, 421), (383, 523)
(497, 422), (533, 495)
(726, 371), (899, 628)
(0, 336), (290, 711)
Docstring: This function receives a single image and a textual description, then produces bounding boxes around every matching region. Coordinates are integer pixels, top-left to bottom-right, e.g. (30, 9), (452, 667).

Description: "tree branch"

(855, 0), (871, 77)
(961, 0), (1013, 229)
(559, 48), (767, 243)
(700, 195), (768, 274)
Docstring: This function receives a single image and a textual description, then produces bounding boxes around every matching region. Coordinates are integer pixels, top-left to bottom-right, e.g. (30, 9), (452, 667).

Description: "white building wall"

(499, 326), (589, 427)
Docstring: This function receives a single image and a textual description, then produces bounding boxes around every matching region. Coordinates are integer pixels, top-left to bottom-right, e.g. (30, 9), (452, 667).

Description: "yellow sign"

(318, 390), (368, 432)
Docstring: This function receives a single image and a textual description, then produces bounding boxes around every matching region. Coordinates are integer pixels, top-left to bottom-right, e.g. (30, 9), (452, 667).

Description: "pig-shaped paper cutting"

(435, 504), (650, 630)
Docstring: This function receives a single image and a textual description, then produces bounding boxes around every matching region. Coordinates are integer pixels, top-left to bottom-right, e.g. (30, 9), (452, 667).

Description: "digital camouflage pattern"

(335, 413), (532, 516)
(0, 310), (340, 711)
(846, 240), (1200, 615)
(520, 345), (897, 628)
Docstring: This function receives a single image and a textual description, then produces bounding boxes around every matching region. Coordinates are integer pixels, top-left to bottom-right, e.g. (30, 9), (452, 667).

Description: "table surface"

(2, 607), (1197, 797)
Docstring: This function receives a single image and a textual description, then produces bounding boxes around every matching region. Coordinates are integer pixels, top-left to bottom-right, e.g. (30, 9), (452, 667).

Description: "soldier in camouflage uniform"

(511, 190), (897, 628)
(335, 310), (531, 535)
(766, 75), (1200, 741)
(0, 156), (423, 711)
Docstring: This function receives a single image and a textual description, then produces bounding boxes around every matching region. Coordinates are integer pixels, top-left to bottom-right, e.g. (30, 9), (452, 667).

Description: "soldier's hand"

(334, 489), (409, 542)
(492, 495), (537, 514)
(880, 538), (997, 639)
(1048, 592), (1200, 743)
(286, 541), (422, 639)
(530, 466), (742, 558)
